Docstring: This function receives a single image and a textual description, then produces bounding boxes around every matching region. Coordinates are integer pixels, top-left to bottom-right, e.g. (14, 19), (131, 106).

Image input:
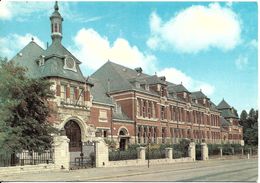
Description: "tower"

(50, 1), (63, 42)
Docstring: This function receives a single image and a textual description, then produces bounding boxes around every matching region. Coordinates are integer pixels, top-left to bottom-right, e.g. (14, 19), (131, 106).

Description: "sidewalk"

(1, 158), (257, 181)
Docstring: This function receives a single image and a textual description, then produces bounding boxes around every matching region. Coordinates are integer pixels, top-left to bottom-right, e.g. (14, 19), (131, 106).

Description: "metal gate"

(69, 141), (96, 169)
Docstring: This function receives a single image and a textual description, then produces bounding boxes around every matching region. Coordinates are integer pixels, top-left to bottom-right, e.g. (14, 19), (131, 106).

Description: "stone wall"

(0, 164), (58, 176)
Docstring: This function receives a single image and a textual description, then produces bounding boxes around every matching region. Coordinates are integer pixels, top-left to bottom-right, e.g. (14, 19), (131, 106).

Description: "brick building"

(11, 2), (243, 156)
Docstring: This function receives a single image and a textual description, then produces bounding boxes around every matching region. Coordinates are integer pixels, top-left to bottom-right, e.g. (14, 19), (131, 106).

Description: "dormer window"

(203, 98), (207, 104)
(64, 55), (77, 72)
(136, 82), (140, 88)
(145, 84), (149, 91)
(39, 55), (45, 66)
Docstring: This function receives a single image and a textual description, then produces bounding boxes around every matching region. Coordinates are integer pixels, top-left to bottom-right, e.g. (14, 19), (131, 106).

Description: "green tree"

(0, 58), (57, 154)
(239, 108), (258, 146)
(239, 110), (248, 127)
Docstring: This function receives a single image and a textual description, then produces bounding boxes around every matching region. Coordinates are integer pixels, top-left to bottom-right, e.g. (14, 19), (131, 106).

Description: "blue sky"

(0, 1), (258, 114)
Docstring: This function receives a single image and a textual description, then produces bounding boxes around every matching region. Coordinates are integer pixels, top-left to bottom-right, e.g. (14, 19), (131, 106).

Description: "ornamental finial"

(54, 1), (59, 11)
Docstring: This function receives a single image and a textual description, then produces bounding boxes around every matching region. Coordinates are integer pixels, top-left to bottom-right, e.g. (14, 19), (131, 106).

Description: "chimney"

(135, 67), (142, 74)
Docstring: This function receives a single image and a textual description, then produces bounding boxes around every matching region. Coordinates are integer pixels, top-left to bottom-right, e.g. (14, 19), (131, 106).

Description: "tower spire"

(50, 1), (63, 42)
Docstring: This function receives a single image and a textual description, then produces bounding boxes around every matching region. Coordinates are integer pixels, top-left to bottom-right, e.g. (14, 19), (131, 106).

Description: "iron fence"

(109, 149), (138, 161)
(0, 149), (54, 167)
(146, 149), (165, 160)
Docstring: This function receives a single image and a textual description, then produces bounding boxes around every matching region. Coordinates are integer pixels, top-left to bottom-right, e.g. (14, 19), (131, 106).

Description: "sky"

(0, 1), (258, 114)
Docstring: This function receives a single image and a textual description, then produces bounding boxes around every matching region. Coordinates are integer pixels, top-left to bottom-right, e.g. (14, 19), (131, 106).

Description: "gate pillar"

(53, 135), (70, 170)
(137, 147), (146, 160)
(95, 140), (108, 167)
(201, 143), (209, 160)
(165, 148), (173, 159)
(188, 142), (196, 161)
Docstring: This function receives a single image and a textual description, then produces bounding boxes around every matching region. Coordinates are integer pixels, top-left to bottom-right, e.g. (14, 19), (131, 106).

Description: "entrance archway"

(119, 128), (129, 151)
(64, 120), (82, 152)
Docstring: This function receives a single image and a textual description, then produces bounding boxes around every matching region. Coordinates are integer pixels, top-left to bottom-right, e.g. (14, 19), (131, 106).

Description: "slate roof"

(220, 109), (239, 119)
(11, 40), (44, 78)
(217, 99), (231, 109)
(220, 116), (231, 127)
(191, 91), (208, 99)
(173, 84), (190, 93)
(38, 40), (85, 82)
(12, 39), (86, 83)
(89, 77), (113, 105)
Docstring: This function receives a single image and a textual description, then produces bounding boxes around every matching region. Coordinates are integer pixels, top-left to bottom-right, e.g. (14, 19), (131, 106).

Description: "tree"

(239, 110), (248, 127)
(239, 108), (258, 146)
(0, 58), (57, 154)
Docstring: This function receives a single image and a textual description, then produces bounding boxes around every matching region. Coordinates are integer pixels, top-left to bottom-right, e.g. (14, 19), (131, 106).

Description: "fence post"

(220, 147), (223, 158)
(241, 148), (244, 156)
(231, 147), (235, 155)
(165, 148), (173, 160)
(137, 147), (146, 160)
(201, 143), (209, 160)
(95, 140), (108, 168)
(188, 142), (196, 161)
(53, 135), (70, 170)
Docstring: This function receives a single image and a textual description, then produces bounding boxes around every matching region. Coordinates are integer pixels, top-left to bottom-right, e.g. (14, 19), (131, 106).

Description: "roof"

(220, 108), (239, 119)
(191, 91), (208, 99)
(173, 84), (190, 93)
(217, 99), (231, 109)
(38, 40), (85, 82)
(89, 77), (114, 105)
(11, 40), (44, 78)
(220, 116), (231, 127)
(12, 39), (86, 83)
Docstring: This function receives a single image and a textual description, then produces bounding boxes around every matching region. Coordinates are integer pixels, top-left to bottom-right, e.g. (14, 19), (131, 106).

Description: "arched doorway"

(64, 120), (82, 152)
(119, 128), (129, 151)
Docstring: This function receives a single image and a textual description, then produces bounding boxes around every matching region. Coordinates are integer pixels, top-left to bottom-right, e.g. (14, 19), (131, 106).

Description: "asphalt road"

(1, 158), (258, 182)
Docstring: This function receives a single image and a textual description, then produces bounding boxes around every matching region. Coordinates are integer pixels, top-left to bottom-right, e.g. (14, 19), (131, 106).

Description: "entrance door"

(64, 120), (82, 152)
(119, 138), (126, 151)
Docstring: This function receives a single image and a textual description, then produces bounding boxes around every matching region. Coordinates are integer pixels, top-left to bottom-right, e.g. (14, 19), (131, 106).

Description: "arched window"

(54, 23), (58, 32)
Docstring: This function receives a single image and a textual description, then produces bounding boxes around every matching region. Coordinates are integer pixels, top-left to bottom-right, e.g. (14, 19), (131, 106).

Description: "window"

(162, 128), (165, 143)
(137, 99), (140, 116)
(152, 102), (156, 118)
(99, 110), (108, 122)
(70, 86), (76, 101)
(78, 88), (84, 105)
(148, 101), (152, 118)
(54, 23), (58, 32)
(161, 106), (165, 120)
(103, 130), (107, 137)
(60, 85), (66, 100)
(142, 100), (146, 117)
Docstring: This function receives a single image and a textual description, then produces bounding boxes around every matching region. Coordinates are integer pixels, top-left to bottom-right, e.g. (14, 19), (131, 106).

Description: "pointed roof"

(220, 116), (231, 127)
(11, 40), (44, 78)
(217, 99), (231, 109)
(191, 90), (208, 99)
(173, 83), (190, 93)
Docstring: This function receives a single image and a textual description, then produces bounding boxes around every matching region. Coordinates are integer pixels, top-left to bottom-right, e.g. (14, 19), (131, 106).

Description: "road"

(1, 158), (258, 182)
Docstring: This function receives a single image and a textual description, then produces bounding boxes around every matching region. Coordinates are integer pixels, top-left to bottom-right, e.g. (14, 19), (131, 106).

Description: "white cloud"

(0, 1), (12, 20)
(235, 55), (248, 70)
(0, 1), (101, 23)
(147, 3), (241, 53)
(0, 33), (45, 59)
(157, 67), (215, 96)
(70, 28), (156, 74)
